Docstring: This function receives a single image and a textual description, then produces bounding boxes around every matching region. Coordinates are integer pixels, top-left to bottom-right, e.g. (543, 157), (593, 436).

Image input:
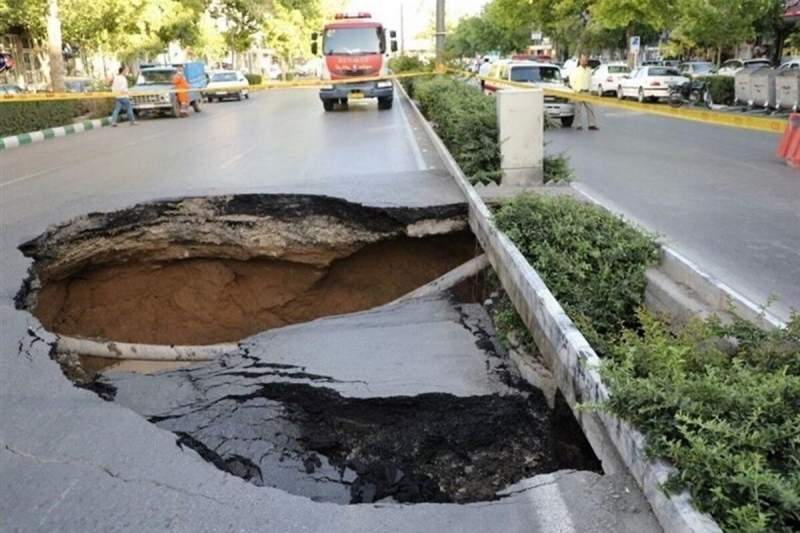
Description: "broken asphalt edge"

(0, 117), (110, 151)
(397, 80), (723, 533)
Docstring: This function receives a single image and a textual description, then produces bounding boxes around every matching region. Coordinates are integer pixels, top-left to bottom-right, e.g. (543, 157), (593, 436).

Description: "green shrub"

(704, 75), (735, 106)
(389, 55), (431, 74)
(601, 313), (800, 532)
(413, 76), (501, 185)
(0, 101), (79, 137)
(244, 73), (262, 86)
(543, 152), (574, 184)
(493, 194), (660, 354)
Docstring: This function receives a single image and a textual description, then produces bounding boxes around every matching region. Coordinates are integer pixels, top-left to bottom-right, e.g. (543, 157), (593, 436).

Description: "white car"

(268, 63), (283, 80)
(617, 66), (689, 102)
(205, 70), (249, 102)
(485, 60), (576, 127)
(778, 58), (800, 71)
(717, 58), (772, 77)
(592, 63), (630, 96)
(679, 61), (714, 78)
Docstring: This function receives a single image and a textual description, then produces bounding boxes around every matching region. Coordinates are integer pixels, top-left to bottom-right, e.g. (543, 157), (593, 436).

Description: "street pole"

(435, 0), (445, 69)
(400, 2), (405, 55)
(46, 0), (65, 92)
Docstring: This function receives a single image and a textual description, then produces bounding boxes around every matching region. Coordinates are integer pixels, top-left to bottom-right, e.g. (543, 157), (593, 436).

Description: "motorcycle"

(668, 79), (712, 109)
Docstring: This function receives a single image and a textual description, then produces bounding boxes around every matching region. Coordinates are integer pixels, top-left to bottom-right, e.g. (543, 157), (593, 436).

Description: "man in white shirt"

(110, 66), (137, 126)
(478, 57), (492, 88)
(569, 54), (598, 131)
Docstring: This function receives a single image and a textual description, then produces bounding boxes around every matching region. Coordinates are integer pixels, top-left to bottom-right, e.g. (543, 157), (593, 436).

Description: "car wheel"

(378, 97), (393, 110)
(322, 100), (335, 112)
(244, 92), (249, 100)
(560, 116), (574, 127)
(638, 88), (645, 103)
(192, 99), (202, 113)
(597, 84), (604, 96)
(617, 86), (624, 100)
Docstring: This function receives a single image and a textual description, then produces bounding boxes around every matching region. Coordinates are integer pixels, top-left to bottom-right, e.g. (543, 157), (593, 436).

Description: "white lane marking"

(219, 145), (259, 170)
(396, 87), (427, 171)
(0, 166), (67, 188)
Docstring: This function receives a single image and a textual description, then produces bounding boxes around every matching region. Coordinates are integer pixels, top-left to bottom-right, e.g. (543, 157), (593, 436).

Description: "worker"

(478, 57), (492, 88)
(569, 54), (598, 131)
(172, 65), (190, 117)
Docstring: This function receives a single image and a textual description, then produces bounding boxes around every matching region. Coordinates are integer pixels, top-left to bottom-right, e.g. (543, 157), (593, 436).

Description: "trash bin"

(776, 69), (800, 111)
(750, 67), (777, 108)
(735, 68), (757, 105)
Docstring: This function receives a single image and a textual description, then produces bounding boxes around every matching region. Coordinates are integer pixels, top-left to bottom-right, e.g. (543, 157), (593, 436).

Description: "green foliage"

(543, 153), (574, 184)
(600, 312), (800, 532)
(446, 15), (508, 57)
(244, 73), (262, 85)
(388, 55), (431, 74)
(0, 100), (79, 137)
(493, 195), (660, 355)
(412, 76), (502, 185)
(703, 75), (735, 105)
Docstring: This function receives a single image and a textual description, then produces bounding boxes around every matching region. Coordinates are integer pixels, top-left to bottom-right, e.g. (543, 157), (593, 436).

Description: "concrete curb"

(397, 81), (722, 533)
(0, 117), (110, 151)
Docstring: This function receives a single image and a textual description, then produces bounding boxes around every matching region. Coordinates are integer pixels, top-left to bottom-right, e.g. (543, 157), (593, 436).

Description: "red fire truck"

(311, 12), (398, 111)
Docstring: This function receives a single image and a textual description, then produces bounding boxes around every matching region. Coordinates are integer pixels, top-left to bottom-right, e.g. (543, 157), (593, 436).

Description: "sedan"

(618, 66), (689, 102)
(679, 62), (714, 78)
(204, 70), (249, 102)
(592, 63), (630, 96)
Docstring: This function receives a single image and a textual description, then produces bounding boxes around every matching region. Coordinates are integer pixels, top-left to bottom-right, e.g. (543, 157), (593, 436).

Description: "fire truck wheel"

(378, 97), (393, 110)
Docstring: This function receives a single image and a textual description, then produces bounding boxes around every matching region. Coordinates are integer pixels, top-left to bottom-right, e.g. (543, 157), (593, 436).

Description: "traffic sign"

(630, 36), (640, 53)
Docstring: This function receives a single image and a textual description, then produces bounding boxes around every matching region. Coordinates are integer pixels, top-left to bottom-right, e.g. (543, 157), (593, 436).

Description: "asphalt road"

(548, 107), (800, 322)
(0, 90), (660, 532)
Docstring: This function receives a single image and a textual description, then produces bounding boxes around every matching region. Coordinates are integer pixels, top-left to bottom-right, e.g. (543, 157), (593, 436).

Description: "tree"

(446, 15), (505, 57)
(46, 0), (65, 91)
(669, 0), (768, 64)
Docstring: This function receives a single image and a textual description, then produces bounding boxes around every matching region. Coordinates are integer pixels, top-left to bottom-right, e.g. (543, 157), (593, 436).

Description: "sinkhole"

(16, 193), (601, 506)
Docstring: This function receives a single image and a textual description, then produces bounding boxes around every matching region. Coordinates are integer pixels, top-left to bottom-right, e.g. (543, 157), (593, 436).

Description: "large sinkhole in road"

(18, 194), (476, 345)
(16, 193), (601, 505)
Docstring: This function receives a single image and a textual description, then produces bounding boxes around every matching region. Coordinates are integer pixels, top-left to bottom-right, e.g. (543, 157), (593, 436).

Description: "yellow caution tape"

(0, 70), (434, 103)
(448, 68), (787, 135)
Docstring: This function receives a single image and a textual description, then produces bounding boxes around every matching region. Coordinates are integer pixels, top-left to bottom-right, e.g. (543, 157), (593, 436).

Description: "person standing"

(478, 57), (492, 88)
(173, 65), (190, 117)
(569, 54), (598, 131)
(110, 66), (136, 126)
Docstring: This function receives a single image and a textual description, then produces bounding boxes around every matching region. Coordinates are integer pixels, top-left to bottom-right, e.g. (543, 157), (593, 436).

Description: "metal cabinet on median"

(776, 69), (800, 111)
(749, 67), (777, 108)
(735, 68), (763, 106)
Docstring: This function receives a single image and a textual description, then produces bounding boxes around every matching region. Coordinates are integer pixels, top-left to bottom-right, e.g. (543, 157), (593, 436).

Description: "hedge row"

(702, 75), (735, 106)
(492, 194), (800, 532)
(0, 97), (114, 138)
(413, 76), (502, 185)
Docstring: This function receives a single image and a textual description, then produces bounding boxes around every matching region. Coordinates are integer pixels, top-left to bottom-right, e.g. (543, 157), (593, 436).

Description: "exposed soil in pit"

(17, 194), (474, 345)
(33, 232), (476, 345)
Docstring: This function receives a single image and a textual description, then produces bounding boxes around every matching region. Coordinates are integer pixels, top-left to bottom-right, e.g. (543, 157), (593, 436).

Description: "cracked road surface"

(1, 89), (661, 532)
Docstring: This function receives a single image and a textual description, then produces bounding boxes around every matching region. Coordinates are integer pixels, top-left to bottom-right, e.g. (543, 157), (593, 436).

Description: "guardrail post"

(496, 88), (544, 187)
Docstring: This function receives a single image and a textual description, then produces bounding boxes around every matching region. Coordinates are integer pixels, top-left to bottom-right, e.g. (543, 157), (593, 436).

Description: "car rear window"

(608, 66), (629, 74)
(213, 73), (238, 82)
(649, 67), (680, 76)
(510, 66), (562, 83)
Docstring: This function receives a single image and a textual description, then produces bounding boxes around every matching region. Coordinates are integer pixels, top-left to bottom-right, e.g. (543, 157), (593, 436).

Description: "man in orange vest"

(173, 65), (190, 117)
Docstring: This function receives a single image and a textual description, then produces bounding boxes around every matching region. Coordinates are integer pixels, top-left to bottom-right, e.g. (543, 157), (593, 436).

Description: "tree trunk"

(716, 46), (722, 67)
(46, 0), (65, 92)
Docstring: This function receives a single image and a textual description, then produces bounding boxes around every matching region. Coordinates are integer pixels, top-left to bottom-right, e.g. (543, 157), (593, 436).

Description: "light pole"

(400, 2), (405, 55)
(435, 0), (445, 69)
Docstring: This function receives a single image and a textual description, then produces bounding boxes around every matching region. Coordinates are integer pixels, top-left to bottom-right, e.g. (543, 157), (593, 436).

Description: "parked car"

(717, 58), (772, 77)
(64, 77), (93, 93)
(268, 63), (282, 80)
(0, 84), (24, 95)
(679, 61), (714, 78)
(617, 66), (689, 102)
(591, 63), (630, 96)
(561, 57), (601, 82)
(778, 58), (800, 71)
(204, 70), (249, 102)
(484, 60), (576, 127)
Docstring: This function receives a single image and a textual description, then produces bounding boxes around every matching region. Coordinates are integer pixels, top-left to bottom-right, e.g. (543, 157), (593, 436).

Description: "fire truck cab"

(312, 12), (398, 111)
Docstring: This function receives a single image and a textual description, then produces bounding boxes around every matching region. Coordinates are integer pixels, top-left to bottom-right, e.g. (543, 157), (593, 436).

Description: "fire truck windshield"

(323, 27), (383, 55)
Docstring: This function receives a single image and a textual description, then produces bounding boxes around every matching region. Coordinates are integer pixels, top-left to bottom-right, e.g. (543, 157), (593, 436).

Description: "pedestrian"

(478, 57), (492, 88)
(173, 65), (190, 117)
(569, 54), (598, 131)
(110, 65), (137, 127)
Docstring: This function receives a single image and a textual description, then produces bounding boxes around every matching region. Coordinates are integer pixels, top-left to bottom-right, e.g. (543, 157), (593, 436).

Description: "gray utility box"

(749, 67), (777, 108)
(735, 68), (758, 105)
(776, 69), (800, 111)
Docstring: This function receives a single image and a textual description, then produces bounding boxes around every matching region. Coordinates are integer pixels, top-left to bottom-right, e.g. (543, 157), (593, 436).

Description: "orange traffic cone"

(777, 113), (800, 165)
